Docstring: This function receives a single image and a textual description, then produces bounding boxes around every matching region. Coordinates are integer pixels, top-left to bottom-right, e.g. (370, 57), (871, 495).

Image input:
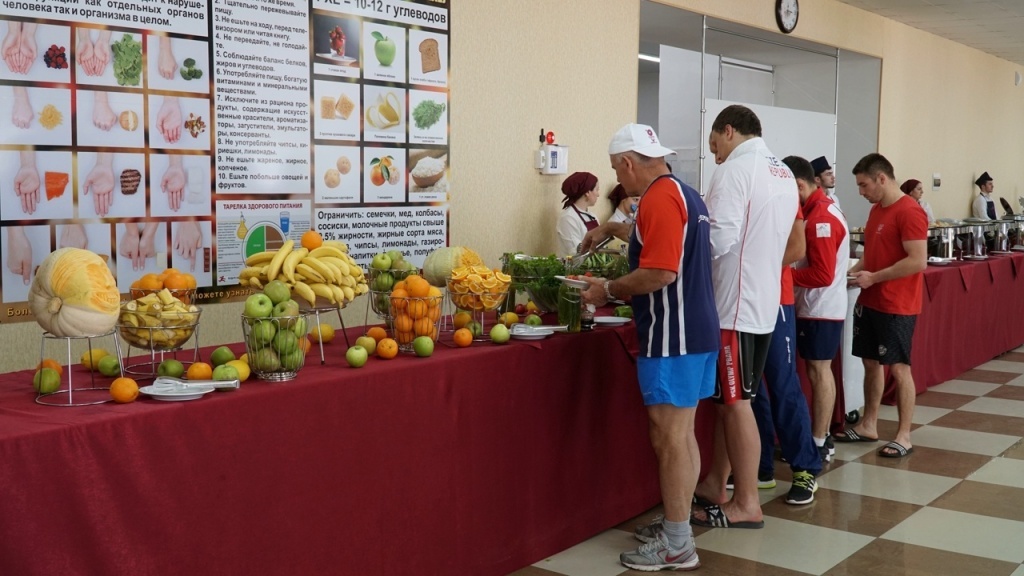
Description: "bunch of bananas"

(238, 240), (369, 307)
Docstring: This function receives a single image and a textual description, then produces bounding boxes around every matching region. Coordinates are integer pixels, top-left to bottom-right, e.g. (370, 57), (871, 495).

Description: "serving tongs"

(151, 376), (240, 391)
(509, 324), (568, 335)
(569, 236), (616, 267)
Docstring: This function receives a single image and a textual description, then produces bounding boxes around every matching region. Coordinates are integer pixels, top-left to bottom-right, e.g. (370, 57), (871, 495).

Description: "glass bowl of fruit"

(240, 312), (310, 382)
(129, 270), (198, 304)
(118, 292), (201, 352)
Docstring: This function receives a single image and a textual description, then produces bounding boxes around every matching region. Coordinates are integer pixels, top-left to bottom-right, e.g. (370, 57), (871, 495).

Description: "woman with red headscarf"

(606, 183), (638, 224)
(900, 179), (935, 224)
(556, 171), (600, 255)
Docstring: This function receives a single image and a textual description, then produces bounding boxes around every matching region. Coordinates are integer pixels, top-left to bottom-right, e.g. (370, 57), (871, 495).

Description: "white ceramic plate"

(927, 260), (951, 266)
(963, 255), (988, 261)
(140, 384), (215, 402)
(554, 275), (589, 289)
(594, 316), (630, 326)
(511, 332), (551, 341)
(315, 53), (357, 65)
(990, 250), (1013, 255)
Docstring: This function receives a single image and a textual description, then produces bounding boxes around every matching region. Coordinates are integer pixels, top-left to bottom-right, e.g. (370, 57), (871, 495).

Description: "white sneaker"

(620, 532), (700, 572)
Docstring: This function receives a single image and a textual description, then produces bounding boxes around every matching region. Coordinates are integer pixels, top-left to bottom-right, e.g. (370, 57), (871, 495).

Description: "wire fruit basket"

(240, 312), (310, 382)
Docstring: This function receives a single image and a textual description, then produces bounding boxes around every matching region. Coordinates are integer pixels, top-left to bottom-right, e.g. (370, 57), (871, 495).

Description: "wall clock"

(776, 0), (799, 34)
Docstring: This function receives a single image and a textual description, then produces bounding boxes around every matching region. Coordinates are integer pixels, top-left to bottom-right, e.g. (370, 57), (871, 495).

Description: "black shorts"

(713, 329), (772, 404)
(796, 319), (843, 360)
(851, 304), (916, 365)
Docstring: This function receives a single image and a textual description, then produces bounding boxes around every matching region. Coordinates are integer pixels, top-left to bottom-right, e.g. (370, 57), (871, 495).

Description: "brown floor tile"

(956, 369), (1018, 384)
(823, 539), (1019, 576)
(1001, 439), (1024, 460)
(930, 479), (1024, 523)
(856, 444), (991, 478)
(996, 351), (1024, 363)
(762, 488), (920, 537)
(506, 567), (567, 576)
(915, 391), (977, 409)
(984, 384), (1024, 401)
(930, 409), (1024, 437)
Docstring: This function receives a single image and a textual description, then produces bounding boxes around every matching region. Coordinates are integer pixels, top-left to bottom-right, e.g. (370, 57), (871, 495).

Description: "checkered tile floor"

(510, 348), (1024, 576)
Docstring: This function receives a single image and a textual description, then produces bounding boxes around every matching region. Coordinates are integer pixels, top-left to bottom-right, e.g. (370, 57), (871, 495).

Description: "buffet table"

(0, 321), (672, 576)
(906, 252), (1024, 391)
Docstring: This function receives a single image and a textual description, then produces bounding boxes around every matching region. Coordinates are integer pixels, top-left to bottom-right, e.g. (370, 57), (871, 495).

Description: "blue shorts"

(796, 319), (843, 360)
(637, 351), (717, 408)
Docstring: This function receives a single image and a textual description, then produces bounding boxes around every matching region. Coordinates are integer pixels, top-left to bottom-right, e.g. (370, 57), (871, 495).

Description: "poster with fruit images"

(0, 0), (450, 325)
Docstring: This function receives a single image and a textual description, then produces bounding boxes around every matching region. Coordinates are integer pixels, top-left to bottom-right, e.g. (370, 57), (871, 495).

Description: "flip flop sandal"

(692, 494), (717, 508)
(833, 429), (879, 443)
(690, 504), (764, 529)
(878, 441), (914, 458)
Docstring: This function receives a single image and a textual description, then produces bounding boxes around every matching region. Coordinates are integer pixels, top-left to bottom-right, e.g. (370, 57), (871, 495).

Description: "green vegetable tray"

(502, 253), (566, 314)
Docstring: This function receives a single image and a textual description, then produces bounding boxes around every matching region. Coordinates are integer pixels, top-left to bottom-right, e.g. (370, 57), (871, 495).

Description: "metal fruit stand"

(36, 330), (125, 407)
(118, 288), (202, 380)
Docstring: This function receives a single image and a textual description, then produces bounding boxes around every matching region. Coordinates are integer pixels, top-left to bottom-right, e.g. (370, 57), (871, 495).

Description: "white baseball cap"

(608, 123), (675, 158)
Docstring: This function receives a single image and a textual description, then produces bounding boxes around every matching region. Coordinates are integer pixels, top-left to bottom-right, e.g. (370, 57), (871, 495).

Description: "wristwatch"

(603, 280), (614, 302)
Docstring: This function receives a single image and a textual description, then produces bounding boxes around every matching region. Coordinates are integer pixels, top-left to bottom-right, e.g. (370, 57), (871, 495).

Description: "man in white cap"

(581, 123), (719, 571)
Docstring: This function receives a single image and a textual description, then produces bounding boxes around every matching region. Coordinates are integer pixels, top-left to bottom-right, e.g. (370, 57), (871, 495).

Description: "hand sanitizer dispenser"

(535, 129), (568, 175)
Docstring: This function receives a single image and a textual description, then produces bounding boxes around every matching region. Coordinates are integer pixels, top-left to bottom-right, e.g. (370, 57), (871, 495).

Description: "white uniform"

(556, 206), (596, 256)
(706, 137), (799, 334)
(826, 189), (841, 210)
(919, 199), (935, 223)
(607, 209), (632, 224)
(972, 193), (995, 220)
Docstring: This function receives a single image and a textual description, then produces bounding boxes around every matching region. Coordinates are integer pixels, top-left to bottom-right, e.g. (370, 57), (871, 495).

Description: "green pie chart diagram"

(243, 223), (285, 259)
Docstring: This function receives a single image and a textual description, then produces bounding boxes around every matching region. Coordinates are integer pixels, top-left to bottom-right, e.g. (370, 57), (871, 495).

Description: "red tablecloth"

(905, 253), (1024, 392)
(0, 322), (675, 576)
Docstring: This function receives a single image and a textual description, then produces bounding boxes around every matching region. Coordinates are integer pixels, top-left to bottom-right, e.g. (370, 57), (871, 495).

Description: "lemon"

(81, 349), (109, 371)
(310, 323), (335, 343)
(226, 360), (251, 382)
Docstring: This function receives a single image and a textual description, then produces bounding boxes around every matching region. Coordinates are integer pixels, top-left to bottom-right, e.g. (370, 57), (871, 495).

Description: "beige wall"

(3, 0), (1023, 372)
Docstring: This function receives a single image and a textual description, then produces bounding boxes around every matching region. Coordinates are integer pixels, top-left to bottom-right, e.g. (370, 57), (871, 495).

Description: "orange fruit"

(395, 330), (415, 345)
(453, 311), (472, 330)
(370, 165), (386, 186)
(392, 280), (407, 293)
(36, 358), (64, 375)
(110, 377), (139, 403)
(427, 286), (442, 299)
(453, 328), (473, 347)
(393, 313), (413, 333)
(405, 275), (430, 298)
(130, 280), (142, 290)
(413, 316), (434, 337)
(390, 289), (409, 310)
(138, 273), (163, 290)
(299, 336), (312, 354)
(186, 362), (213, 380)
(163, 273), (191, 291)
(407, 299), (428, 319)
(366, 326), (388, 343)
(427, 305), (441, 322)
(159, 268), (182, 280)
(184, 274), (197, 289)
(377, 338), (398, 359)
(301, 230), (323, 251)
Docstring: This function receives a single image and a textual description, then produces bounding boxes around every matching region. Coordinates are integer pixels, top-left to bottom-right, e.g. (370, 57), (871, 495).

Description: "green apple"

(372, 31), (396, 66)
(250, 319), (277, 347)
(490, 324), (510, 344)
(244, 293), (273, 318)
(210, 346), (236, 367)
(291, 315), (308, 339)
(262, 280), (292, 305)
(392, 259), (415, 272)
(33, 368), (61, 394)
(466, 321), (483, 337)
(386, 250), (404, 267)
(272, 330), (299, 355)
(372, 271), (394, 292)
(280, 349), (304, 371)
(98, 355), (121, 377)
(251, 347), (280, 371)
(355, 335), (377, 355)
(212, 364), (239, 381)
(412, 335), (434, 357)
(371, 253), (392, 271)
(524, 314), (543, 326)
(345, 345), (368, 368)
(157, 359), (185, 378)
(272, 299), (301, 328)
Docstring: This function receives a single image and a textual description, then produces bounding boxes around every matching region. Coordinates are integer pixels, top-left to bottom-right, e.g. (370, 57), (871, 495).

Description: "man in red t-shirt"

(836, 153), (927, 459)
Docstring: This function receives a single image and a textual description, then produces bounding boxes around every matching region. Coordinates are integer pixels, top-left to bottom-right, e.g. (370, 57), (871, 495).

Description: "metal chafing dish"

(961, 218), (998, 257)
(991, 219), (1015, 252)
(1012, 215), (1024, 251)
(929, 221), (969, 259)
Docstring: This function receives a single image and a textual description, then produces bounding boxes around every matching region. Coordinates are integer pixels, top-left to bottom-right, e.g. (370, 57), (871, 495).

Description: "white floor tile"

(816, 462), (960, 505)
(958, 397), (1024, 419)
(968, 457), (1024, 489)
(929, 380), (1001, 396)
(1011, 564), (1024, 576)
(882, 507), (1024, 563)
(1007, 373), (1024, 387)
(976, 360), (1024, 374)
(532, 529), (634, 576)
(696, 516), (873, 574)
(912, 424), (1021, 456)
(877, 403), (950, 424)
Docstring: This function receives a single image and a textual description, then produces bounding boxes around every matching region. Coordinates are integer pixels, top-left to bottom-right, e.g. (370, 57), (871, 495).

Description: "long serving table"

(905, 252), (1024, 391)
(0, 320), (671, 576)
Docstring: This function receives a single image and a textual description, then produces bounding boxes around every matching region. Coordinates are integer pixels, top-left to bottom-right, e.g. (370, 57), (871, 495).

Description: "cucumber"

(613, 305), (633, 318)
